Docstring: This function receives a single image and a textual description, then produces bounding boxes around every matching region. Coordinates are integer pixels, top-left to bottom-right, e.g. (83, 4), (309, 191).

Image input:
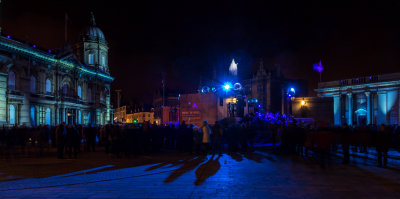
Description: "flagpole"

(320, 72), (322, 82)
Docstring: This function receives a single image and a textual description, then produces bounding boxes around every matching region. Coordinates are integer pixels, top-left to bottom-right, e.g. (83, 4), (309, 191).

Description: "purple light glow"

(33, 45), (37, 48)
(48, 50), (52, 53)
(313, 60), (324, 73)
(7, 35), (11, 39)
(192, 103), (198, 108)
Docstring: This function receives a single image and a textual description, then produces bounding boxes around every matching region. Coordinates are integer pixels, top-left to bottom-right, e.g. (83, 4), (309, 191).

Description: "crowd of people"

(0, 113), (400, 169)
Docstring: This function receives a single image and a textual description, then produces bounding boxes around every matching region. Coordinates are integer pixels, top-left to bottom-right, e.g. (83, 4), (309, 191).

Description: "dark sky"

(3, 0), (400, 104)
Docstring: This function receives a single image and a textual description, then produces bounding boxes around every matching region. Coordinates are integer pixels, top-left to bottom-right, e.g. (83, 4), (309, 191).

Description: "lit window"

(30, 76), (36, 93)
(8, 71), (15, 90)
(78, 110), (82, 124)
(30, 106), (35, 126)
(88, 54), (94, 65)
(77, 86), (82, 98)
(46, 79), (51, 94)
(102, 56), (106, 66)
(9, 105), (15, 125)
(46, 108), (51, 126)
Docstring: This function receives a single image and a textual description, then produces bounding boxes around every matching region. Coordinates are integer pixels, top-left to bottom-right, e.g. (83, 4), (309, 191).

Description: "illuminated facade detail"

(0, 12), (113, 126)
(229, 59), (238, 76)
(316, 73), (400, 126)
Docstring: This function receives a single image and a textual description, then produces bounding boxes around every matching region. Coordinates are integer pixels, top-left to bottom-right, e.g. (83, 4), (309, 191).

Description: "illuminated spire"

(229, 59), (238, 76)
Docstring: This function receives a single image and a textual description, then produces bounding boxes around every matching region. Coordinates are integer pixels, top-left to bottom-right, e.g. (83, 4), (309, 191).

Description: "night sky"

(3, 0), (400, 104)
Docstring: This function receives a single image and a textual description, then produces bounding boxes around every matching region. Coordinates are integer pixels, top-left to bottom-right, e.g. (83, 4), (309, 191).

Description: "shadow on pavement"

(228, 153), (243, 162)
(244, 152), (276, 163)
(163, 156), (207, 183)
(195, 154), (222, 185)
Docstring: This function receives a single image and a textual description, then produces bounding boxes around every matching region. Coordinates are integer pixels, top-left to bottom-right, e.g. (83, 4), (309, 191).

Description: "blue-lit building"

(316, 73), (400, 126)
(0, 13), (113, 126)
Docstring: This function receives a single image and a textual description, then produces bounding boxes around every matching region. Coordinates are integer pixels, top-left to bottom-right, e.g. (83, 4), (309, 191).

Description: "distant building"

(114, 106), (127, 123)
(243, 60), (307, 114)
(0, 12), (113, 126)
(126, 112), (159, 124)
(316, 72), (400, 126)
(153, 88), (180, 124)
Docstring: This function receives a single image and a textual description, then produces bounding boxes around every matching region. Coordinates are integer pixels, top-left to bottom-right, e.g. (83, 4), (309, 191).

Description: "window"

(257, 85), (264, 93)
(30, 76), (36, 93)
(9, 105), (15, 125)
(101, 56), (106, 66)
(46, 108), (51, 126)
(30, 106), (35, 126)
(62, 84), (68, 96)
(77, 86), (82, 98)
(8, 71), (15, 90)
(88, 54), (94, 65)
(38, 106), (45, 125)
(78, 110), (82, 124)
(88, 112), (91, 124)
(46, 79), (51, 94)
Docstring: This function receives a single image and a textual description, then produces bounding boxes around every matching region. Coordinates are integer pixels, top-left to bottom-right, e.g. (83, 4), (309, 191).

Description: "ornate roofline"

(0, 36), (113, 82)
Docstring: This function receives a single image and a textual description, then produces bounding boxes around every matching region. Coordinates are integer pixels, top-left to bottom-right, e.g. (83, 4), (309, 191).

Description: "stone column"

(333, 94), (341, 126)
(365, 92), (371, 125)
(377, 91), (387, 125)
(347, 93), (353, 126)
(55, 107), (59, 125)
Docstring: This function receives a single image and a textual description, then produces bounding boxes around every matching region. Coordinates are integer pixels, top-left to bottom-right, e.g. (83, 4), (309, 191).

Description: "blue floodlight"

(223, 82), (232, 91)
(290, 88), (295, 93)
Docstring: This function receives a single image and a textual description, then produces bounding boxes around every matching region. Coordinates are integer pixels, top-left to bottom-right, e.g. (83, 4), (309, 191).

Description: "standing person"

(86, 124), (96, 152)
(377, 125), (391, 167)
(212, 121), (223, 155)
(56, 122), (66, 159)
(201, 120), (212, 155)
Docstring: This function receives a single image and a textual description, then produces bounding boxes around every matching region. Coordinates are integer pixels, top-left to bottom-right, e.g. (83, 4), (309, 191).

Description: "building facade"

(243, 61), (306, 114)
(0, 13), (113, 126)
(316, 73), (400, 126)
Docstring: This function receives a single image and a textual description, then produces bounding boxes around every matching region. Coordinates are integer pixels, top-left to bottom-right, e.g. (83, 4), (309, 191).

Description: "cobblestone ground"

(0, 148), (400, 198)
